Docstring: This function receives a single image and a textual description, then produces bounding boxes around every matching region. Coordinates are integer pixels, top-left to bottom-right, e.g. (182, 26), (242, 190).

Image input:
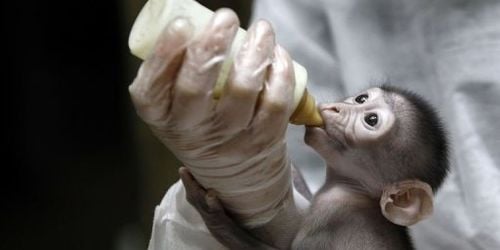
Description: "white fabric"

(148, 180), (309, 250)
(252, 0), (500, 249)
(148, 0), (500, 249)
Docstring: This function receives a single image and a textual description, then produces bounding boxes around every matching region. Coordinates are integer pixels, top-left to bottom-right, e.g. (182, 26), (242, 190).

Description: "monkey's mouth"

(303, 108), (348, 150)
(318, 107), (349, 149)
(324, 125), (348, 148)
(304, 125), (346, 153)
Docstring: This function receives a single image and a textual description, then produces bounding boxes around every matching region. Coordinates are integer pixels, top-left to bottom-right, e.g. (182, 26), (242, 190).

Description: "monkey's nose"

(319, 103), (341, 113)
(326, 105), (340, 113)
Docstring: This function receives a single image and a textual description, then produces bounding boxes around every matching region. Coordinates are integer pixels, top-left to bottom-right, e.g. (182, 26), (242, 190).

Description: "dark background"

(3, 0), (252, 249)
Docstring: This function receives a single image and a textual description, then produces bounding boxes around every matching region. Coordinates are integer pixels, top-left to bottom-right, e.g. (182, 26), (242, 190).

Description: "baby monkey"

(180, 85), (449, 250)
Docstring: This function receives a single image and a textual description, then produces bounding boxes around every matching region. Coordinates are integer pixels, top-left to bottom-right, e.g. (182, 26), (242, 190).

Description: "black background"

(3, 0), (252, 249)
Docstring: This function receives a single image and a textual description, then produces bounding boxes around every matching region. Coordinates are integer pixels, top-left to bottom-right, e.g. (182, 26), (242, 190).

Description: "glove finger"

(216, 20), (276, 131)
(171, 9), (239, 126)
(129, 17), (192, 125)
(252, 45), (295, 140)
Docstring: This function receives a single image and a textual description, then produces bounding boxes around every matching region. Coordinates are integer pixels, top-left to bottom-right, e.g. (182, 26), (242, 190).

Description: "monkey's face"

(305, 87), (396, 160)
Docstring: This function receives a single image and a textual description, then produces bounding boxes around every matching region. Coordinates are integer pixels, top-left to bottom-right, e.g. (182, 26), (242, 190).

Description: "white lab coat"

(149, 0), (500, 249)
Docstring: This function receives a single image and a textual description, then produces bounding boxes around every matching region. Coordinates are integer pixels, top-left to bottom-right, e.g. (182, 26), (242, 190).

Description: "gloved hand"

(129, 9), (296, 226)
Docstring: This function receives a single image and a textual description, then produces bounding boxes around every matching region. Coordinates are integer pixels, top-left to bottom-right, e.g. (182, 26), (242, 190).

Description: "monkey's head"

(305, 85), (449, 226)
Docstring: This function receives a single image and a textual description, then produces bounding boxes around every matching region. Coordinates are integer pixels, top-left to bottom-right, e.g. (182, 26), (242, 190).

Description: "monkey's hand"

(129, 9), (296, 227)
(180, 167), (279, 250)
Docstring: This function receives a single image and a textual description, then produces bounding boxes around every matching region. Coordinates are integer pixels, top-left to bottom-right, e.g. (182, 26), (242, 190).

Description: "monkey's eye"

(364, 113), (378, 127)
(355, 94), (369, 104)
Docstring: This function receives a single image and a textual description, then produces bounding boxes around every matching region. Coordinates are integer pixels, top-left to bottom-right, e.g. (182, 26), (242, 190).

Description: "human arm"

(129, 9), (304, 247)
(178, 165), (313, 249)
(179, 167), (279, 250)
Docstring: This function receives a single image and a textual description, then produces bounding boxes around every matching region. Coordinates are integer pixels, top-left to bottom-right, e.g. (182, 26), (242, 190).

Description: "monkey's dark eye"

(364, 113), (378, 127)
(355, 94), (369, 104)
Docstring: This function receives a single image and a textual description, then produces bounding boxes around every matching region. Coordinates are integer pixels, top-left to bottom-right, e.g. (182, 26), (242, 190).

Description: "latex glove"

(129, 9), (296, 227)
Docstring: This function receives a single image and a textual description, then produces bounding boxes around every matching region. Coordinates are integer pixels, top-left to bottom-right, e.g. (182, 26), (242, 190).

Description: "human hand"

(129, 9), (296, 226)
(179, 167), (278, 250)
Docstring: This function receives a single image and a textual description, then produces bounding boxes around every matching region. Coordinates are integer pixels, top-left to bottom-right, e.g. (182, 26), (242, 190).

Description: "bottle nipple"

(289, 89), (323, 126)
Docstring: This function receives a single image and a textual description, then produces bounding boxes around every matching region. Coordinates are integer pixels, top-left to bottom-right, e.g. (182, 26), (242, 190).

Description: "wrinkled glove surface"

(129, 9), (296, 226)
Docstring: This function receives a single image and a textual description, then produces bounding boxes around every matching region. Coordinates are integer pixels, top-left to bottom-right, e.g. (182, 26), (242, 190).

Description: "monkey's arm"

(292, 165), (312, 201)
(180, 167), (279, 250)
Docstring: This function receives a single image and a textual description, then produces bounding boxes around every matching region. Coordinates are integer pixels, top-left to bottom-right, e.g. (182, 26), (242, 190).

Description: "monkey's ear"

(379, 180), (433, 226)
